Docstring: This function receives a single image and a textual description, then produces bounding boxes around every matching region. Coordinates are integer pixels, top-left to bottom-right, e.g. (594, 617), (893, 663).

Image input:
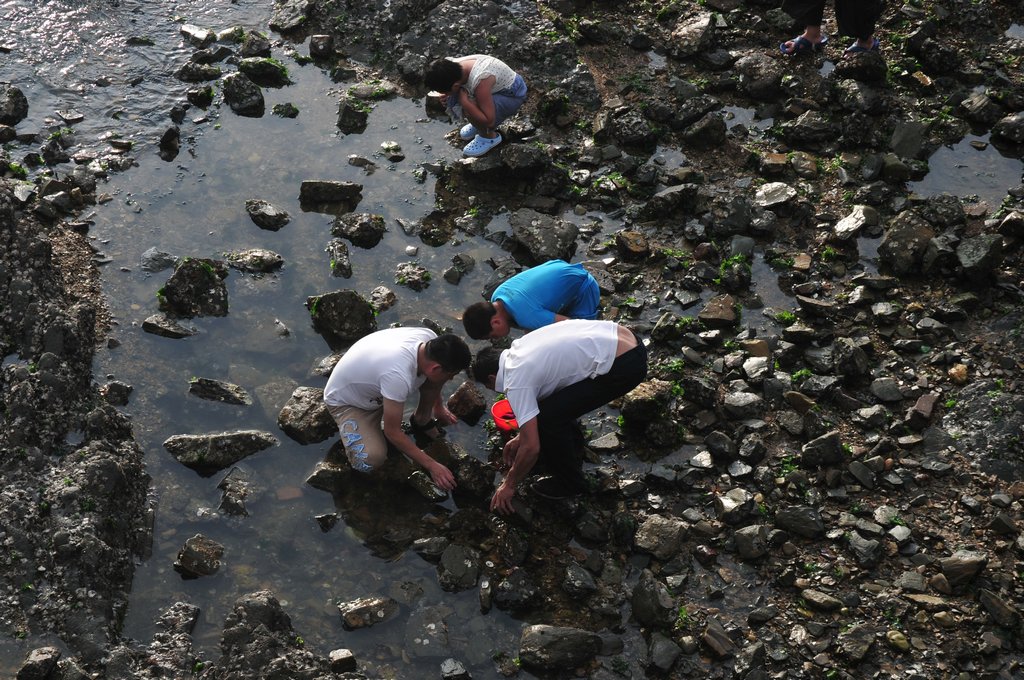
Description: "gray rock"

(446, 380), (486, 425)
(306, 289), (376, 347)
(699, 294), (739, 328)
(437, 544), (480, 592)
(701, 616), (736, 659)
(142, 313), (198, 339)
(221, 72), (264, 117)
(519, 624), (602, 671)
(269, 0), (312, 32)
(878, 211), (935, 275)
(0, 84), (29, 125)
(238, 57), (290, 87)
(494, 568), (540, 612)
(278, 386), (335, 444)
(174, 534), (224, 578)
(332, 212), (386, 248)
(801, 430), (844, 468)
(563, 562), (598, 597)
(801, 588), (843, 612)
(337, 98), (370, 134)
(16, 647), (61, 680)
(649, 632), (682, 672)
(956, 234), (1002, 282)
(993, 111), (1024, 144)
(939, 549), (987, 589)
(714, 487), (753, 524)
(977, 588), (1021, 628)
(631, 569), (676, 628)
(395, 262), (431, 291)
(224, 248), (283, 273)
(723, 391), (763, 420)
(338, 595), (399, 630)
(669, 12), (715, 58)
(733, 525), (769, 560)
(754, 182), (797, 209)
(244, 199), (290, 230)
(299, 179), (363, 208)
(509, 209), (579, 264)
(635, 514), (688, 560)
(837, 623), (877, 662)
(159, 258), (229, 318)
(774, 505), (824, 538)
(847, 531), (882, 567)
(325, 239), (352, 278)
(163, 430), (279, 473)
(733, 54), (783, 101)
(189, 377), (251, 405)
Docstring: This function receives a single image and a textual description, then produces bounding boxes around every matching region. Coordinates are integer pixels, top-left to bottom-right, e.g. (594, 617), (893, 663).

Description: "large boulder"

(163, 430), (279, 474)
(158, 258), (229, 318)
(306, 289), (377, 348)
(222, 72), (264, 117)
(278, 386), (336, 444)
(0, 84), (29, 125)
(508, 209), (578, 264)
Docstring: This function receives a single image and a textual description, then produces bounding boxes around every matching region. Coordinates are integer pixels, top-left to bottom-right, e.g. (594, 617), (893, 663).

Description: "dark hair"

(472, 347), (502, 383)
(462, 301), (496, 340)
(424, 59), (463, 94)
(425, 334), (471, 373)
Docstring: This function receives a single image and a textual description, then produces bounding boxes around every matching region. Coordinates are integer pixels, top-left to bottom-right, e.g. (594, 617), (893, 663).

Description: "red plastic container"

(491, 399), (518, 433)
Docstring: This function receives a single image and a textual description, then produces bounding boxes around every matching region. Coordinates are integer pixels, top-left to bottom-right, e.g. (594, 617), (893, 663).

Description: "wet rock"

(801, 430), (844, 468)
(437, 544), (480, 592)
(244, 198), (290, 231)
(338, 595), (399, 630)
(99, 379), (133, 406)
(309, 34), (334, 59)
(221, 72), (264, 117)
(847, 531), (882, 567)
(370, 285), (397, 312)
(217, 468), (251, 516)
(270, 0), (312, 32)
(446, 380), (486, 425)
(141, 313), (198, 339)
(620, 379), (672, 430)
(833, 51), (887, 82)
(216, 590), (333, 677)
(238, 57), (290, 87)
(634, 509), (690, 561)
(16, 646), (61, 680)
(325, 239), (352, 278)
(714, 487), (754, 524)
(733, 524), (769, 559)
(0, 84), (29, 125)
(519, 624), (601, 672)
(395, 262), (431, 291)
(158, 257), (229, 318)
(977, 588), (1020, 628)
(669, 12), (715, 58)
(992, 111), (1024, 144)
(834, 204), (878, 240)
(774, 505), (824, 538)
(723, 391), (763, 420)
(878, 211), (935, 275)
(337, 97), (370, 134)
(328, 648), (356, 672)
(636, 183), (702, 221)
(838, 623), (877, 662)
(801, 588), (843, 612)
(682, 112), (726, 150)
(699, 294), (738, 328)
(702, 616), (736, 659)
(189, 377), (251, 405)
(939, 549), (987, 590)
(780, 111), (837, 151)
(298, 179), (363, 209)
(332, 211), (386, 248)
(956, 234), (1002, 282)
(175, 61), (222, 82)
(278, 386), (335, 444)
(163, 430), (279, 474)
(306, 289), (376, 347)
(508, 209), (579, 263)
(158, 125), (180, 161)
(494, 568), (540, 613)
(224, 248), (283, 273)
(563, 562), (597, 597)
(649, 632), (681, 672)
(174, 534), (224, 578)
(733, 54), (783, 101)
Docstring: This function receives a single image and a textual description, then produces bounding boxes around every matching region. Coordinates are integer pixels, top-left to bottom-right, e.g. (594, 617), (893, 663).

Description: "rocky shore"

(2, 0), (1023, 678)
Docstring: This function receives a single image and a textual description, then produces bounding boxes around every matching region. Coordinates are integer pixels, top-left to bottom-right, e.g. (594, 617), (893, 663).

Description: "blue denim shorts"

(492, 74), (527, 125)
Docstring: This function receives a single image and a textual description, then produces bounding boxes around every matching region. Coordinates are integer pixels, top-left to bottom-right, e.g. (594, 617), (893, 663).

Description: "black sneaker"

(530, 476), (578, 500)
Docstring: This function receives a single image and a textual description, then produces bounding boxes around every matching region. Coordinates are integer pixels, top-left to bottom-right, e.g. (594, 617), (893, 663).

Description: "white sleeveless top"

(453, 54), (517, 95)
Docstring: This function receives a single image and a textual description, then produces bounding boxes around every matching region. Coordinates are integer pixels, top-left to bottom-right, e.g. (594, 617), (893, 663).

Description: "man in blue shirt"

(462, 260), (601, 339)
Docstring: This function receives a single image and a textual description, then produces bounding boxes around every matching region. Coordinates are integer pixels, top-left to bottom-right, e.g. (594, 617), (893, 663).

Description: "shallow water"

(4, 0), (1024, 675)
(908, 133), (1024, 208)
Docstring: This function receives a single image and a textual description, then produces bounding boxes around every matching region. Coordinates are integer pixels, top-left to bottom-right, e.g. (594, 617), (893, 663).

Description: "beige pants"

(326, 403), (387, 472)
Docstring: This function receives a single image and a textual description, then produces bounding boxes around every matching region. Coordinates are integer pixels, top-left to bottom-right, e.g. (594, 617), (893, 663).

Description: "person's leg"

(490, 75), (528, 127)
(837, 0), (883, 51)
(534, 341), (648, 490)
(327, 404), (387, 472)
(780, 0), (828, 54)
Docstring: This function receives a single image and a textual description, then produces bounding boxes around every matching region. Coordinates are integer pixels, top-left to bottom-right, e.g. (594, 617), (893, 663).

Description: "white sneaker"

(459, 123), (477, 140)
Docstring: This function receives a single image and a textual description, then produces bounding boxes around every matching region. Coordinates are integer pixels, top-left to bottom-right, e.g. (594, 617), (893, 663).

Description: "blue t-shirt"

(491, 260), (600, 331)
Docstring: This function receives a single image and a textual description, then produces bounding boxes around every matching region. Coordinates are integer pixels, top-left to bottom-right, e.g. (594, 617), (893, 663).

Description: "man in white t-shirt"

(471, 320), (648, 513)
(324, 327), (471, 490)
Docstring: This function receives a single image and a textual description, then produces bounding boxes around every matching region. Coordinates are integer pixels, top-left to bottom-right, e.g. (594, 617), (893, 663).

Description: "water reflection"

(908, 133), (1023, 208)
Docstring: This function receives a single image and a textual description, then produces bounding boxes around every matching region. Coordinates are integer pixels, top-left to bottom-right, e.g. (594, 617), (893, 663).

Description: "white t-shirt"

(324, 327), (434, 409)
(495, 320), (619, 426)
